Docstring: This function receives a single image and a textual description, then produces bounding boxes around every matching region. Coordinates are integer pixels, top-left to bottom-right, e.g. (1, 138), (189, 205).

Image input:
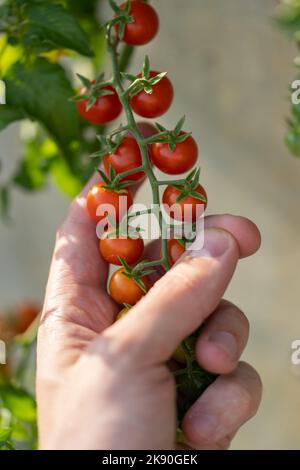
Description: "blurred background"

(1, 0), (300, 449)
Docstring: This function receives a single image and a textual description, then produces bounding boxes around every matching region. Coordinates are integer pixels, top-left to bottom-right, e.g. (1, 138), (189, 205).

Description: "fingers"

(105, 228), (239, 364)
(182, 362), (262, 450)
(143, 214), (261, 281)
(196, 300), (249, 375)
(204, 214), (261, 258)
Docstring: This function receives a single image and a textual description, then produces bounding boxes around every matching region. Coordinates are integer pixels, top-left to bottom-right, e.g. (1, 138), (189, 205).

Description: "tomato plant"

(163, 183), (207, 222)
(116, 1), (159, 46)
(87, 182), (133, 222)
(14, 302), (40, 335)
(167, 239), (186, 266)
(150, 132), (198, 175)
(131, 71), (174, 118)
(0, 0), (214, 448)
(103, 136), (145, 182)
(100, 231), (144, 265)
(76, 83), (122, 125)
(109, 267), (151, 305)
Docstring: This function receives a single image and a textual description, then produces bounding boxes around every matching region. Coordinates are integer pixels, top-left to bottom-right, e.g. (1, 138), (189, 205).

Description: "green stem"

(116, 165), (146, 182)
(142, 132), (169, 145)
(158, 179), (186, 187)
(106, 24), (171, 270)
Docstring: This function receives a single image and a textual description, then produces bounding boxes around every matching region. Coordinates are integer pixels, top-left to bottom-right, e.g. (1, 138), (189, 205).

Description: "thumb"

(106, 228), (240, 365)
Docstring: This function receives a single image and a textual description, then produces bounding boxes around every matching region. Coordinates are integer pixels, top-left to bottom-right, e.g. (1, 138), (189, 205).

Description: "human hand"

(37, 175), (262, 450)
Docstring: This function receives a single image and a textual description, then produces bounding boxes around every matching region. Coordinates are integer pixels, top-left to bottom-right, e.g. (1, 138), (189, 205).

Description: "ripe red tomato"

(76, 84), (122, 125)
(87, 183), (133, 223)
(117, 1), (159, 46)
(131, 71), (174, 118)
(163, 184), (207, 222)
(103, 137), (145, 182)
(99, 232), (144, 266)
(129, 121), (158, 139)
(167, 239), (185, 266)
(150, 133), (198, 175)
(15, 301), (40, 334)
(109, 268), (151, 305)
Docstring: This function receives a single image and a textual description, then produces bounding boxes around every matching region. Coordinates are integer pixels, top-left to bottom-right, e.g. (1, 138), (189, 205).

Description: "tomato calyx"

(146, 116), (192, 151)
(118, 257), (155, 293)
(108, 0), (134, 41)
(97, 165), (137, 194)
(72, 73), (114, 111)
(122, 55), (167, 98)
(171, 167), (207, 204)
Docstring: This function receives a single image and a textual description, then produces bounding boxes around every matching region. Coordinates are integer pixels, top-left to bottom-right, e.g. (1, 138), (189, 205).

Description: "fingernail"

(209, 331), (238, 360)
(188, 228), (232, 258)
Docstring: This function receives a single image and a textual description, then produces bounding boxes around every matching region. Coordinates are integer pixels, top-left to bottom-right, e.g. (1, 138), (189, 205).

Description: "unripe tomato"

(131, 71), (174, 118)
(109, 268), (151, 305)
(15, 301), (40, 334)
(167, 239), (185, 266)
(117, 1), (159, 46)
(163, 184), (207, 222)
(77, 84), (122, 125)
(115, 306), (131, 322)
(103, 137), (145, 183)
(99, 232), (144, 266)
(150, 133), (198, 175)
(173, 344), (187, 364)
(87, 183), (133, 223)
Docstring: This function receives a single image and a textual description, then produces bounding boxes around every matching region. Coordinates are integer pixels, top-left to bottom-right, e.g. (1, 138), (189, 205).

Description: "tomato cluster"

(82, 0), (207, 313)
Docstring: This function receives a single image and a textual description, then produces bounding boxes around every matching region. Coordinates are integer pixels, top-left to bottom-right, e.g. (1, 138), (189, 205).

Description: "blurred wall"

(1, 0), (300, 449)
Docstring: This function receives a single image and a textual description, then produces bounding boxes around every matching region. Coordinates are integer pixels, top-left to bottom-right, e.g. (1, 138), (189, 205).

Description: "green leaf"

(14, 137), (56, 190)
(50, 158), (82, 197)
(0, 186), (10, 219)
(5, 59), (79, 166)
(0, 386), (36, 422)
(23, 1), (93, 56)
(76, 73), (92, 89)
(0, 104), (26, 131)
(174, 116), (186, 135)
(0, 428), (11, 446)
(143, 55), (150, 79)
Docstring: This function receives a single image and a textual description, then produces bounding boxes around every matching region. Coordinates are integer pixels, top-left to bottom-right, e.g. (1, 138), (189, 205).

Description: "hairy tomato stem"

(106, 24), (170, 271)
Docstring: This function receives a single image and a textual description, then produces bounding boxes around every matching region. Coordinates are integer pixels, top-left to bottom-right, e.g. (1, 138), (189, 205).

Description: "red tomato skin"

(76, 85), (122, 125)
(167, 239), (185, 266)
(150, 133), (198, 175)
(117, 1), (159, 46)
(103, 137), (145, 182)
(163, 184), (208, 222)
(131, 71), (174, 119)
(109, 268), (151, 305)
(99, 235), (144, 266)
(87, 183), (133, 223)
(15, 302), (40, 334)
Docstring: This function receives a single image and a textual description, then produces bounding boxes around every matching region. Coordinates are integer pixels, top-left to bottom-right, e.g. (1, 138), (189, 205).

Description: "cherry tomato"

(117, 1), (159, 46)
(76, 84), (122, 125)
(115, 306), (131, 322)
(15, 301), (40, 334)
(130, 121), (158, 139)
(103, 136), (145, 183)
(131, 71), (174, 118)
(163, 184), (207, 222)
(150, 133), (198, 175)
(109, 268), (151, 305)
(87, 183), (133, 223)
(99, 232), (144, 266)
(167, 239), (185, 266)
(173, 344), (187, 364)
